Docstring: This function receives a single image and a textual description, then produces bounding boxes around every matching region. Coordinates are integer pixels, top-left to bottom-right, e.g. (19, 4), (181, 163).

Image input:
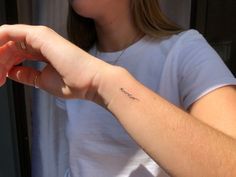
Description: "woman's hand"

(0, 24), (112, 103)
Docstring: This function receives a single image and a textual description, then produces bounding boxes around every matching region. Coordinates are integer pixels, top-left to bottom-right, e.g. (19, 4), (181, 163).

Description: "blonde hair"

(131, 0), (181, 37)
(67, 0), (181, 51)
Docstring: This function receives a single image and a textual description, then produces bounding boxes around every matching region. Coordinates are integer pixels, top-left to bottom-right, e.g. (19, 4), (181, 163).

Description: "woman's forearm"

(98, 66), (236, 177)
(1, 24), (235, 177)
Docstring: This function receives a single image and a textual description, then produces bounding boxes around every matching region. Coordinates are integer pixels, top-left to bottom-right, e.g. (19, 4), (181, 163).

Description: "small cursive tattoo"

(120, 88), (140, 101)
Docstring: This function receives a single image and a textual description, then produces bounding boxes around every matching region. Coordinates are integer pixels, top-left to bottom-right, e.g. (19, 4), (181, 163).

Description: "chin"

(71, 1), (96, 18)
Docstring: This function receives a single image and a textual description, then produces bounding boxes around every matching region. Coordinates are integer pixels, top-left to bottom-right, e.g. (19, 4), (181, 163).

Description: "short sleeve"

(177, 30), (236, 109)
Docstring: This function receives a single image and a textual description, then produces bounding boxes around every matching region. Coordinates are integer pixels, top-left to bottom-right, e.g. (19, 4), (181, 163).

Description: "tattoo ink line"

(120, 88), (140, 101)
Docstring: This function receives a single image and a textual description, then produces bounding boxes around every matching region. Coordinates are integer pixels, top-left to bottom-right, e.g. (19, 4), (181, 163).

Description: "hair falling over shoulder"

(67, 0), (182, 51)
(130, 0), (182, 38)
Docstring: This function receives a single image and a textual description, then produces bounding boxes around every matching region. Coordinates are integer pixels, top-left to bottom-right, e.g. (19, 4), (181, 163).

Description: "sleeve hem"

(184, 79), (236, 109)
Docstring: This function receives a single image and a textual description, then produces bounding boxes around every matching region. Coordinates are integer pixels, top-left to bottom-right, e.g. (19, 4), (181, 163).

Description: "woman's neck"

(96, 25), (143, 52)
(94, 10), (143, 52)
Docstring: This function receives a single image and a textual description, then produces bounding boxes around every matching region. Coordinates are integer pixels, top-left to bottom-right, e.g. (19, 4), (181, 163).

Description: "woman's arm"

(1, 24), (236, 177)
(98, 67), (236, 177)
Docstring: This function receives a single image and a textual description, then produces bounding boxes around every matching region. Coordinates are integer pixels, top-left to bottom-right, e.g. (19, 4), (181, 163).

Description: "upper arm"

(188, 85), (236, 139)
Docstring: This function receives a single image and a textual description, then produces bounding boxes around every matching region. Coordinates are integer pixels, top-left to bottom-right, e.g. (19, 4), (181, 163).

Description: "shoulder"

(158, 30), (236, 109)
(172, 29), (205, 43)
(142, 29), (207, 56)
(166, 29), (208, 52)
(163, 29), (220, 67)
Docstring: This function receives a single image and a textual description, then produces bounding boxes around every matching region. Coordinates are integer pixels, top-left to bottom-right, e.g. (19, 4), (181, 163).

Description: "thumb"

(8, 66), (41, 88)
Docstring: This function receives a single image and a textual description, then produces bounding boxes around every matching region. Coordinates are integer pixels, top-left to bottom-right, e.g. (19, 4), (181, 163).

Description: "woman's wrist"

(95, 65), (140, 110)
(94, 65), (126, 106)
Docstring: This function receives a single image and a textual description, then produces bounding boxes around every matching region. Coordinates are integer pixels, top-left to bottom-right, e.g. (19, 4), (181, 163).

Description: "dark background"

(191, 0), (236, 75)
(0, 0), (30, 177)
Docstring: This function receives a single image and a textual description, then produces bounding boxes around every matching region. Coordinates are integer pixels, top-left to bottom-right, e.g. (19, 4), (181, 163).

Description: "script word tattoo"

(120, 88), (140, 101)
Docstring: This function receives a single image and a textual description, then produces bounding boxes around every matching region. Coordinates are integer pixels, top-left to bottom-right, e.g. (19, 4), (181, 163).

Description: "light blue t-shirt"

(58, 30), (236, 177)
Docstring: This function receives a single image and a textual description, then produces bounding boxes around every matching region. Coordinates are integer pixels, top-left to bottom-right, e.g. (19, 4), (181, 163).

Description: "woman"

(0, 0), (236, 177)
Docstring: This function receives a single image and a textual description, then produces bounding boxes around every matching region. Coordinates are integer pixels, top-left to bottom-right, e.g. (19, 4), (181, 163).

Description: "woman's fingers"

(0, 40), (47, 86)
(0, 41), (25, 66)
(0, 25), (51, 88)
(0, 24), (28, 46)
(0, 24), (105, 100)
(0, 24), (70, 74)
(0, 25), (48, 59)
(7, 65), (75, 98)
(7, 66), (42, 88)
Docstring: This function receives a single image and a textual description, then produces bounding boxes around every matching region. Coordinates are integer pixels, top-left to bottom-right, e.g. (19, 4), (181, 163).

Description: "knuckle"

(0, 24), (9, 30)
(0, 25), (10, 39)
(37, 25), (54, 35)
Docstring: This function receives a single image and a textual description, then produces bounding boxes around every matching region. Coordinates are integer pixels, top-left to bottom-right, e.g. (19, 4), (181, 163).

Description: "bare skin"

(0, 1), (236, 176)
(0, 23), (236, 177)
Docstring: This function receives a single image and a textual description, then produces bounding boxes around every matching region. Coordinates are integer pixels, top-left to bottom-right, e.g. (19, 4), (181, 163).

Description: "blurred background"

(0, 0), (235, 177)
